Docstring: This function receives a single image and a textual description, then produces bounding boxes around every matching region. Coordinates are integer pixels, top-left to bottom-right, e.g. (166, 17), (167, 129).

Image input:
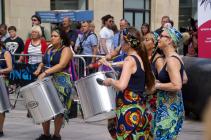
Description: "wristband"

(92, 63), (99, 68)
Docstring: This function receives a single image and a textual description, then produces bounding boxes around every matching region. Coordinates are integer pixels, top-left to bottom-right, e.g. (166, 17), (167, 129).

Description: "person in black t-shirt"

(4, 26), (24, 61)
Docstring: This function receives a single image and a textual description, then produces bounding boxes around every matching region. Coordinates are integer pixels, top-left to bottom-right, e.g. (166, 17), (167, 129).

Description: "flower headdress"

(122, 28), (140, 48)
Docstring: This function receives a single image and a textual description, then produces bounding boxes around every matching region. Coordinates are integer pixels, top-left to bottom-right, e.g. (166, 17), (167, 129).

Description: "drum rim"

(84, 110), (116, 122)
(75, 71), (114, 84)
(32, 108), (65, 124)
(20, 76), (53, 92)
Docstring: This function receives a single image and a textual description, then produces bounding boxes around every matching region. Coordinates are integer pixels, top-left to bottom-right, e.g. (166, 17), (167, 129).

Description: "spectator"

(99, 14), (114, 55)
(187, 19), (198, 57)
(112, 19), (129, 50)
(111, 23), (119, 50)
(75, 21), (98, 76)
(103, 19), (129, 63)
(89, 22), (96, 33)
(0, 24), (9, 42)
(61, 17), (78, 49)
(19, 25), (48, 64)
(141, 23), (150, 38)
(182, 32), (191, 56)
(4, 26), (24, 61)
(28, 15), (50, 41)
(155, 16), (170, 35)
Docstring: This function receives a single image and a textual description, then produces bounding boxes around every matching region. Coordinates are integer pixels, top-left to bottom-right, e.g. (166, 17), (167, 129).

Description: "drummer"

(0, 41), (13, 137)
(103, 27), (155, 139)
(143, 32), (163, 139)
(34, 28), (73, 140)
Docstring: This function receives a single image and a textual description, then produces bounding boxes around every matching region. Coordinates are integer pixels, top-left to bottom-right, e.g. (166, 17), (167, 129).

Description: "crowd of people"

(0, 13), (192, 140)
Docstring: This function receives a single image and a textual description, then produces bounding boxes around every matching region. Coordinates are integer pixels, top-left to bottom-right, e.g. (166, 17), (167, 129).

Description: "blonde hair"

(31, 25), (42, 37)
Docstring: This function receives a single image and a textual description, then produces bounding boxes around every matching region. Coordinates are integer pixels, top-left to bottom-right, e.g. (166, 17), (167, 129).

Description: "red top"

(23, 38), (48, 63)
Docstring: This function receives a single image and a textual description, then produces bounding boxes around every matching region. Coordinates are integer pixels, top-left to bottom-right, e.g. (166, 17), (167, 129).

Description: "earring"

(60, 39), (63, 46)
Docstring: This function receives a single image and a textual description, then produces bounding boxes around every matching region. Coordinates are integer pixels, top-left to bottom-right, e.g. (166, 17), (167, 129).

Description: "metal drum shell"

(75, 71), (117, 122)
(0, 76), (11, 113)
(20, 77), (65, 124)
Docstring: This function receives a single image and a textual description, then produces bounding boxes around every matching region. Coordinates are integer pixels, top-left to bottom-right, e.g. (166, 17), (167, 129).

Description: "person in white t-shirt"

(99, 14), (114, 55)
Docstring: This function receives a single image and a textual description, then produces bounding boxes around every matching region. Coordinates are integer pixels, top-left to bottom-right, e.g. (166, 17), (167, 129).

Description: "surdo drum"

(20, 77), (64, 124)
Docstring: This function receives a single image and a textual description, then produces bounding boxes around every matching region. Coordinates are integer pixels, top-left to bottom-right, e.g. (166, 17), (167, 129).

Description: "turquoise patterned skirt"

(52, 72), (76, 122)
(154, 90), (185, 140)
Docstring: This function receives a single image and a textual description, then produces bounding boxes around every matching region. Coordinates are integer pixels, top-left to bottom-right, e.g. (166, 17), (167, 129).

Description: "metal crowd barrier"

(8, 54), (105, 109)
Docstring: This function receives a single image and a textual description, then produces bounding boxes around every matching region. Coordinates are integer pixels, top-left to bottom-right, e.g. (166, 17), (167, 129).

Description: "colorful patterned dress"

(108, 55), (152, 140)
(154, 56), (185, 140)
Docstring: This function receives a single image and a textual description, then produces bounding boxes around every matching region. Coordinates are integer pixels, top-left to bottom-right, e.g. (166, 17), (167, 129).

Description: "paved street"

(2, 96), (204, 140)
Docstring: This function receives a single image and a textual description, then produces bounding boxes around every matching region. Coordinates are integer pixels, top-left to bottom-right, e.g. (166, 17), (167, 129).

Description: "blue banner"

(36, 11), (58, 23)
(9, 63), (38, 86)
(36, 10), (93, 23)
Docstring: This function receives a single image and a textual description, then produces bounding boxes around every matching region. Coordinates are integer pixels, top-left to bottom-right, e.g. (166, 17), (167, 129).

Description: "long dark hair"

(125, 27), (155, 90)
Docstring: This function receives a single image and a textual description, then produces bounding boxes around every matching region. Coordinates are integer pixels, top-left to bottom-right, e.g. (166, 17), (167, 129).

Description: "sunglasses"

(32, 19), (38, 22)
(108, 20), (114, 23)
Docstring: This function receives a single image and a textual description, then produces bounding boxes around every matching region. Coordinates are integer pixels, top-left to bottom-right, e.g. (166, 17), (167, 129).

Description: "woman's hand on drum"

(38, 72), (47, 80)
(103, 78), (113, 86)
(33, 69), (41, 76)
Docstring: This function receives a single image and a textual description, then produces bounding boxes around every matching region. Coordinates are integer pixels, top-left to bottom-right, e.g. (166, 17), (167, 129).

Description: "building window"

(51, 0), (88, 10)
(124, 0), (151, 30)
(179, 0), (197, 29)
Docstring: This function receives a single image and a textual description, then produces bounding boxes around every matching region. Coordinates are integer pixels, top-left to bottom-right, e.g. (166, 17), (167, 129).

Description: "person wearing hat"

(27, 15), (50, 41)
(153, 27), (188, 140)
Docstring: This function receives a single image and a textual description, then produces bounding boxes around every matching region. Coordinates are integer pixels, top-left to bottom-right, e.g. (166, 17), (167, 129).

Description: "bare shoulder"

(124, 56), (136, 66)
(166, 56), (181, 69)
(62, 47), (71, 53)
(167, 54), (184, 65)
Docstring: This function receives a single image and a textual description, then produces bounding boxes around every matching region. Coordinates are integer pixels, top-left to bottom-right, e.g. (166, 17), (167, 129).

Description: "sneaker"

(35, 134), (51, 140)
(51, 135), (61, 140)
(0, 131), (4, 137)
